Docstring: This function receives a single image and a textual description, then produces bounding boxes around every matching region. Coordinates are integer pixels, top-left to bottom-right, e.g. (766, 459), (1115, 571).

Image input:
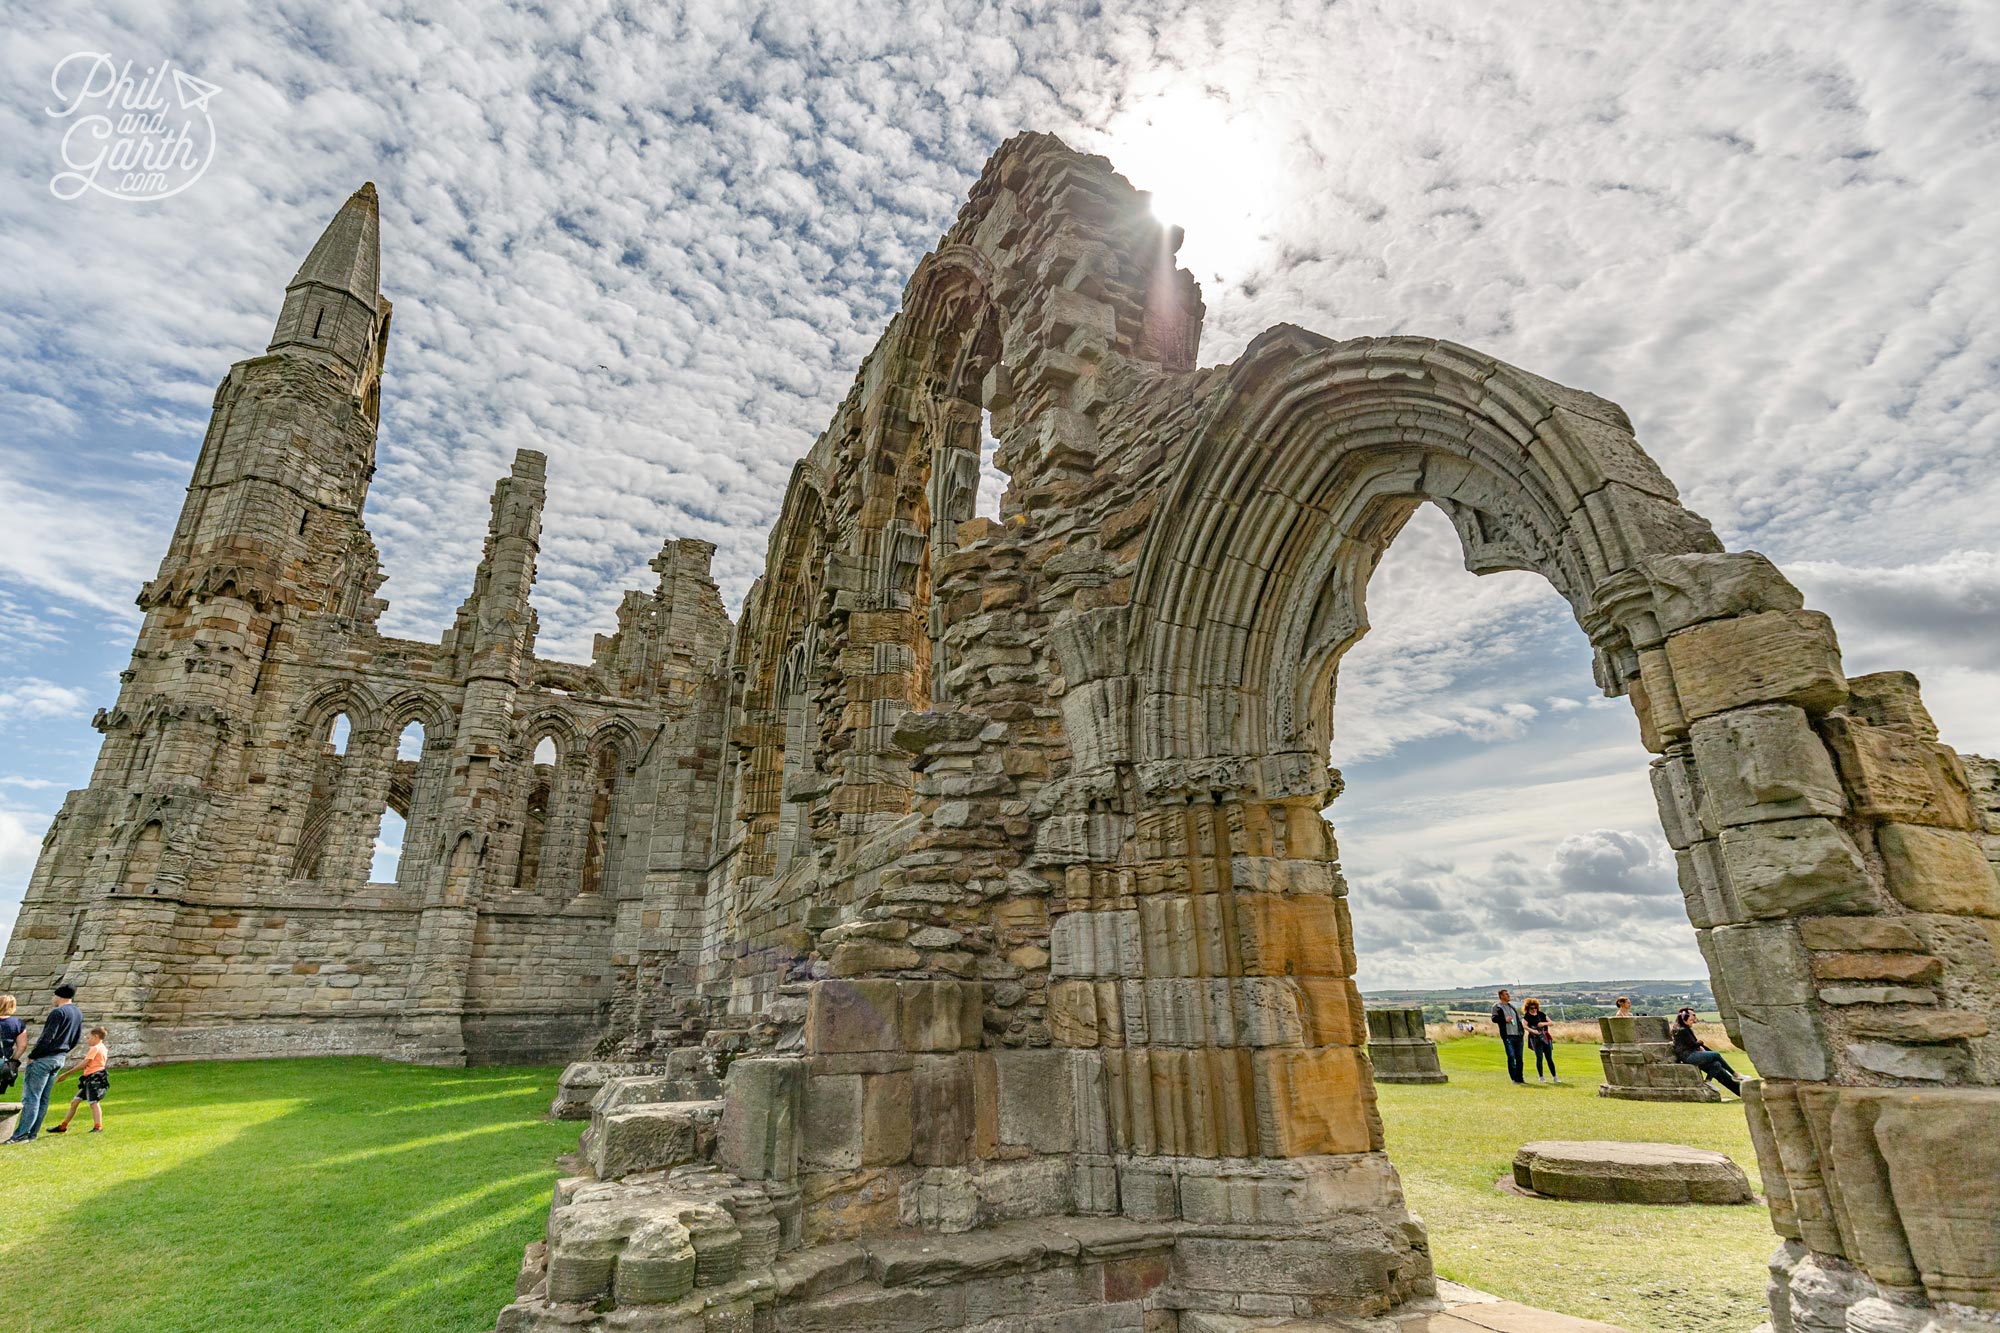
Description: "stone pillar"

(396, 451), (547, 1064)
(1367, 1007), (1448, 1084)
(1631, 552), (2000, 1330)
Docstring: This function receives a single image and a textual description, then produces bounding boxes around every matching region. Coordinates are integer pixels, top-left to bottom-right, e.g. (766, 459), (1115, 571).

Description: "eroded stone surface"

(7, 131), (2000, 1333)
(1509, 1140), (1755, 1205)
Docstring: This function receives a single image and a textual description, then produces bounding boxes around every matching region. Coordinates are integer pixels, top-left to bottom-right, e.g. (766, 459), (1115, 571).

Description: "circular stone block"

(1508, 1140), (1754, 1205)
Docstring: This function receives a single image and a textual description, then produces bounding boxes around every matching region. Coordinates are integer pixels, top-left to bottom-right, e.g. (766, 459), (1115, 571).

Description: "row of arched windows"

(274, 704), (631, 899)
(512, 732), (625, 897)
(290, 712), (428, 885)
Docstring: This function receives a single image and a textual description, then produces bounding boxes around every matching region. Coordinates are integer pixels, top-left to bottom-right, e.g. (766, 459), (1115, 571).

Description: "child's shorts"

(78, 1072), (108, 1103)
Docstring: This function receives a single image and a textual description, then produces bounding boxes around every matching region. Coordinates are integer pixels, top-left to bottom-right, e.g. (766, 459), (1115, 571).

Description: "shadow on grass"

(0, 1058), (576, 1333)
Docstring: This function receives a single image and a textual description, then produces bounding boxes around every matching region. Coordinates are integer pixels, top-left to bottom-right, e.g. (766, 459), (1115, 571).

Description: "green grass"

(0, 1046), (1776, 1333)
(0, 1058), (575, 1333)
(1376, 1036), (1773, 1333)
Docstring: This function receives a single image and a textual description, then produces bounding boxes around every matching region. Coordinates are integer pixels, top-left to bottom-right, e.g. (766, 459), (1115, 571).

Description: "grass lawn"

(1376, 1035), (1774, 1333)
(0, 1058), (575, 1333)
(0, 1045), (1776, 1333)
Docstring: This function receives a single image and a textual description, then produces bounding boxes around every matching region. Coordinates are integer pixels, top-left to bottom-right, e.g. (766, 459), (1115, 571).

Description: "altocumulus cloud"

(0, 1), (1995, 985)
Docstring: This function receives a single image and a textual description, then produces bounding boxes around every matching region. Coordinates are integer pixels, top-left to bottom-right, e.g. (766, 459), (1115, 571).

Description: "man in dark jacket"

(6, 984), (83, 1143)
(1491, 988), (1526, 1084)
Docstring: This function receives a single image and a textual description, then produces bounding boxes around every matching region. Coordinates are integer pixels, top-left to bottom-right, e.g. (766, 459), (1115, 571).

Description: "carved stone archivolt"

(10, 136), (1997, 1333)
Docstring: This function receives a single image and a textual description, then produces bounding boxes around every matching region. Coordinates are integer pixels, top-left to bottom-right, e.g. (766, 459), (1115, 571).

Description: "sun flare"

(1103, 91), (1280, 278)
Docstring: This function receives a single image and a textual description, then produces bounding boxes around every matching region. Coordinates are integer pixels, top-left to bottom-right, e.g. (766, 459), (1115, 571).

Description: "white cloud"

(0, 807), (52, 932)
(0, 679), (93, 728)
(0, 1), (1993, 987)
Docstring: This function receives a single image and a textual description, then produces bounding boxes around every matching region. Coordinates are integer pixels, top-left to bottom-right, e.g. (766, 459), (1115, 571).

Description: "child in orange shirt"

(48, 1026), (109, 1134)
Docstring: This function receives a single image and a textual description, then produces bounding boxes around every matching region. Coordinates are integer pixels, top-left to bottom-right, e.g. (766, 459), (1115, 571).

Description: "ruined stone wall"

(502, 134), (2000, 1333)
(1, 185), (734, 1069)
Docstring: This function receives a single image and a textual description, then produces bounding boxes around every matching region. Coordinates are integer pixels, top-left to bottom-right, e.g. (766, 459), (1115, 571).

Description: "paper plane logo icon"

(173, 68), (221, 112)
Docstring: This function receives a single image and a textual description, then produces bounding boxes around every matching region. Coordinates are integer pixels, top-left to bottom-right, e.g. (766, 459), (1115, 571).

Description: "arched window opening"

(126, 822), (164, 894)
(1324, 504), (1674, 995)
(369, 809), (405, 883)
(975, 407), (1006, 521)
(580, 746), (620, 896)
(291, 709), (351, 879)
(775, 644), (818, 875)
(516, 733), (559, 892)
(516, 781), (550, 890)
(396, 721), (425, 761)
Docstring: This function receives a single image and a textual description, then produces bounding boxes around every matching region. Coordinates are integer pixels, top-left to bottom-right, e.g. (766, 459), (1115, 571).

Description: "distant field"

(1431, 1020), (1739, 1049)
(1377, 1035), (1770, 1333)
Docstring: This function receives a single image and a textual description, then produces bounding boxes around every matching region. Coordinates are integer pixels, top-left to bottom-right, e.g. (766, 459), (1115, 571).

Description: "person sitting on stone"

(1522, 998), (1560, 1083)
(1672, 1007), (1742, 1097)
(1613, 996), (1633, 1019)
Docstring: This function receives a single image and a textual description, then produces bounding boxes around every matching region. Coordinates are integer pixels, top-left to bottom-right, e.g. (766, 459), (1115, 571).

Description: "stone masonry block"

(1877, 823), (2000, 917)
(718, 1057), (802, 1182)
(1645, 551), (1805, 636)
(994, 1049), (1077, 1153)
(1250, 1046), (1376, 1157)
(910, 1055), (975, 1167)
(1691, 704), (1846, 828)
(1049, 909), (1142, 978)
(1665, 610), (1847, 722)
(1235, 896), (1344, 977)
(1823, 717), (1977, 829)
(900, 979), (983, 1052)
(861, 1070), (913, 1167)
(1719, 817), (1882, 919)
(1844, 670), (1941, 740)
(1649, 749), (1705, 850)
(1796, 917), (1926, 953)
(805, 979), (901, 1054)
(801, 1073), (864, 1172)
(1871, 1087), (2000, 1307)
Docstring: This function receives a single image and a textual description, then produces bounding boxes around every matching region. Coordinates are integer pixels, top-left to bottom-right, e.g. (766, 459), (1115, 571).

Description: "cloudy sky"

(2, 2), (1995, 990)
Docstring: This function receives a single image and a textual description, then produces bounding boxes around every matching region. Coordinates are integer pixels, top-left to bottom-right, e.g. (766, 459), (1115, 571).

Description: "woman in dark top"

(1673, 1007), (1742, 1097)
(0, 994), (22, 1096)
(1522, 998), (1560, 1083)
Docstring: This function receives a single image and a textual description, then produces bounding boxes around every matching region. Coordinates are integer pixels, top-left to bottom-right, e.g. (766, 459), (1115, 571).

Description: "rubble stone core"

(11, 133), (2000, 1331)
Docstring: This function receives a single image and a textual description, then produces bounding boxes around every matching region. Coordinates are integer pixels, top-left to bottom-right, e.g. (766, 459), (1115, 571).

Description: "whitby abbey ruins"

(7, 134), (2000, 1333)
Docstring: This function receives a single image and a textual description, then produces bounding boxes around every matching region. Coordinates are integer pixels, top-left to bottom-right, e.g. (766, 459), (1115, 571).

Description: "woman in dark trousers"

(1673, 1007), (1743, 1097)
(1522, 998), (1560, 1083)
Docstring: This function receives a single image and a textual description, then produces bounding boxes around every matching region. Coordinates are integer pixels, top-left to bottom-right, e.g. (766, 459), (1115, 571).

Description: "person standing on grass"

(0, 995), (25, 1097)
(1672, 1007), (1743, 1098)
(6, 984), (83, 1144)
(1522, 998), (1560, 1083)
(47, 1027), (110, 1135)
(1490, 988), (1526, 1084)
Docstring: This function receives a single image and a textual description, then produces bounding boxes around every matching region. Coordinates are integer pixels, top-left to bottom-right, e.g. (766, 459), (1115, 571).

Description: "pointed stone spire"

(268, 182), (388, 376)
(288, 181), (380, 305)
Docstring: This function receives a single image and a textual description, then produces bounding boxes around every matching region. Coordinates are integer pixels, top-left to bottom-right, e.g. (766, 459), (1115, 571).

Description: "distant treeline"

(1363, 979), (1717, 1024)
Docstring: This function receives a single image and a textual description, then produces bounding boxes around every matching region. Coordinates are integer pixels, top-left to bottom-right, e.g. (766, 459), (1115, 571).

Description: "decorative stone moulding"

(8, 130), (1998, 1333)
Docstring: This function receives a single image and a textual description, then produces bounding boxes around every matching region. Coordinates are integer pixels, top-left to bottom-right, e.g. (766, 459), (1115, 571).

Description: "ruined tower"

(1, 186), (734, 1065)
